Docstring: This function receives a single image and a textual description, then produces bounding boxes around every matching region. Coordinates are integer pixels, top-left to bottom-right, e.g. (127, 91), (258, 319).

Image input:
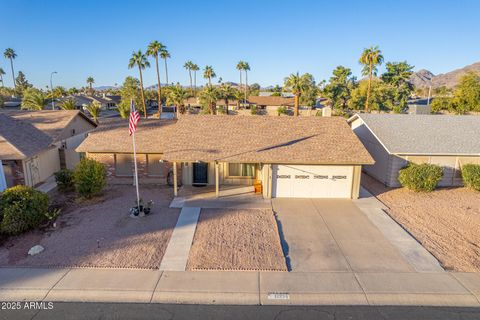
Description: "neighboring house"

(77, 115), (373, 199)
(247, 96), (294, 112)
(348, 114), (480, 187)
(0, 110), (97, 190)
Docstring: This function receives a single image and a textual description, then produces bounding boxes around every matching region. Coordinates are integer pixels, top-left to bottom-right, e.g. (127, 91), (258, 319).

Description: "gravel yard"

(0, 185), (180, 269)
(362, 174), (480, 272)
(187, 208), (287, 271)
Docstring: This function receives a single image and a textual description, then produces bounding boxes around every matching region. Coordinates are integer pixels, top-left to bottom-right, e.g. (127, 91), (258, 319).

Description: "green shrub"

(277, 106), (288, 116)
(250, 105), (258, 115)
(0, 186), (49, 235)
(398, 163), (443, 192)
(74, 158), (106, 198)
(54, 169), (74, 191)
(462, 164), (480, 191)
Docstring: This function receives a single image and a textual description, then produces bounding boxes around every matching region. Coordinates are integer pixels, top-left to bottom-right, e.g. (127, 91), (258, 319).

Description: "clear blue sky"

(1, 0), (479, 89)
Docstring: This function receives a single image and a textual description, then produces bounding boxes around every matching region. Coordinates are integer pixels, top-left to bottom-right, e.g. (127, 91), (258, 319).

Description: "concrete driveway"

(272, 199), (416, 273)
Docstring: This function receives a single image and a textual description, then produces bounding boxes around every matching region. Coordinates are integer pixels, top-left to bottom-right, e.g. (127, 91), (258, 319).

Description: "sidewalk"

(1, 267), (479, 306)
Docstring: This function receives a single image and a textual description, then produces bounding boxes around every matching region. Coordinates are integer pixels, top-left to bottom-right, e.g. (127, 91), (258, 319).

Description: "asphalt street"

(2, 303), (480, 320)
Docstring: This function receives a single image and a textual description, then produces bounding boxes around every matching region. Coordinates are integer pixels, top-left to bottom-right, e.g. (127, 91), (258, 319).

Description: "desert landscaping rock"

(363, 174), (480, 272)
(28, 245), (44, 256)
(187, 208), (287, 271)
(0, 185), (180, 269)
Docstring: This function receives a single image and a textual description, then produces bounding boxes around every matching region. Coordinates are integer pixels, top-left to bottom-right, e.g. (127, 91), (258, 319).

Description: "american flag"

(129, 100), (140, 136)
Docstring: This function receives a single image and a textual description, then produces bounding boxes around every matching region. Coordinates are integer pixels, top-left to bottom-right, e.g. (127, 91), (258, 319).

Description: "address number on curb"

(267, 292), (290, 300)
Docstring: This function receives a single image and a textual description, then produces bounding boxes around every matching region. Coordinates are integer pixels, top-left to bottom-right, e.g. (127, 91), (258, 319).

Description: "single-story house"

(348, 113), (480, 187)
(0, 110), (97, 190)
(77, 115), (373, 199)
(247, 96), (294, 111)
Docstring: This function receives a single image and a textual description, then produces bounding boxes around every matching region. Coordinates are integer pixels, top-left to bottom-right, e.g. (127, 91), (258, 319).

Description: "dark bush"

(74, 158), (106, 198)
(398, 163), (443, 192)
(54, 168), (74, 191)
(0, 186), (49, 235)
(462, 164), (480, 191)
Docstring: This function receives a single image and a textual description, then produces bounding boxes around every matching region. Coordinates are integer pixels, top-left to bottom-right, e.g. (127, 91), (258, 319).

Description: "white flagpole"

(131, 101), (140, 210)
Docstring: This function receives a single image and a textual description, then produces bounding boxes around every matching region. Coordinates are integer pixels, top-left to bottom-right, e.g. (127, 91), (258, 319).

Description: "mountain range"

(410, 61), (480, 89)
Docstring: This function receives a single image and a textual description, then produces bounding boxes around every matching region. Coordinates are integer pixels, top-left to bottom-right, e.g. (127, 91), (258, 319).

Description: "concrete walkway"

(354, 187), (444, 272)
(1, 267), (479, 306)
(159, 207), (200, 271)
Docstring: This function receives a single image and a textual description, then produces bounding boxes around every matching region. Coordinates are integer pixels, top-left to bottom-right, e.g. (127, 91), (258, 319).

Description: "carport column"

(173, 161), (178, 197)
(215, 161), (219, 197)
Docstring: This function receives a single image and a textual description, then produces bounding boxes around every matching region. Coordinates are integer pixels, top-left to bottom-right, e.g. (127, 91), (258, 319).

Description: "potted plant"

(129, 199), (154, 217)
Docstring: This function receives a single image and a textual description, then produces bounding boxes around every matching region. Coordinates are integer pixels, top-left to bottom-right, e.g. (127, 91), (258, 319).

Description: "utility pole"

(50, 71), (58, 110)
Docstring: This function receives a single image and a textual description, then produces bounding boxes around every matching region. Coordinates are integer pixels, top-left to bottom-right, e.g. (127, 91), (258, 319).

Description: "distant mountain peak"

(410, 61), (480, 89)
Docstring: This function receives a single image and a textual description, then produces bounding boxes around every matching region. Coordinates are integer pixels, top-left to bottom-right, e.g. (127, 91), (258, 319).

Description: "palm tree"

(147, 40), (166, 117)
(160, 49), (170, 85)
(191, 63), (199, 97)
(84, 101), (101, 123)
(219, 83), (236, 114)
(86, 77), (95, 92)
(236, 61), (244, 97)
(60, 98), (77, 110)
(203, 66), (216, 86)
(199, 85), (219, 115)
(243, 62), (250, 103)
(167, 84), (188, 118)
(4, 48), (17, 91)
(128, 50), (150, 117)
(184, 61), (194, 96)
(284, 72), (311, 116)
(21, 88), (46, 110)
(0, 67), (5, 87)
(359, 45), (384, 112)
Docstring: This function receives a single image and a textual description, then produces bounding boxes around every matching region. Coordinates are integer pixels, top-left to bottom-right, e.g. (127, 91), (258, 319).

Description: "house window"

(115, 154), (133, 176)
(147, 154), (164, 177)
(228, 163), (255, 177)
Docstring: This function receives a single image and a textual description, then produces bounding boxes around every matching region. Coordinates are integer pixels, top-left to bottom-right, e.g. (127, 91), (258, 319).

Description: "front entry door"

(193, 162), (208, 185)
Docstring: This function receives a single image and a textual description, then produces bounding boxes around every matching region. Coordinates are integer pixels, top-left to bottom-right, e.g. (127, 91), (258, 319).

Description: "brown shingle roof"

(248, 96), (294, 107)
(76, 118), (177, 153)
(162, 115), (373, 164)
(0, 110), (97, 160)
(78, 115), (374, 165)
(0, 114), (54, 160)
(3, 110), (97, 142)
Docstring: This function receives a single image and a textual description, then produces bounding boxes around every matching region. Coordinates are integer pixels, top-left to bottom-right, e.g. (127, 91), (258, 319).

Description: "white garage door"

(272, 165), (354, 198)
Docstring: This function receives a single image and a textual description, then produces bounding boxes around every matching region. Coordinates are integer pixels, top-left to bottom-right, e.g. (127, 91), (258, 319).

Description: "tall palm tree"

(199, 85), (219, 115)
(191, 63), (199, 97)
(0, 67), (5, 87)
(86, 77), (95, 92)
(219, 83), (236, 115)
(4, 48), (17, 91)
(183, 61), (194, 96)
(203, 66), (216, 86)
(160, 48), (170, 85)
(167, 84), (188, 118)
(359, 45), (384, 112)
(128, 50), (150, 117)
(147, 40), (166, 117)
(243, 62), (250, 103)
(236, 61), (244, 97)
(284, 72), (311, 116)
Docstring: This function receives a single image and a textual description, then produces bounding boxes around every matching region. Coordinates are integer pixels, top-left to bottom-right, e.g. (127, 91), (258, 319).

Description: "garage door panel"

(272, 165), (353, 199)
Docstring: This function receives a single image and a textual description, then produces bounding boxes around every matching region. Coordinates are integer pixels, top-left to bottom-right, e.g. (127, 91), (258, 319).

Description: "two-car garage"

(271, 165), (359, 199)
